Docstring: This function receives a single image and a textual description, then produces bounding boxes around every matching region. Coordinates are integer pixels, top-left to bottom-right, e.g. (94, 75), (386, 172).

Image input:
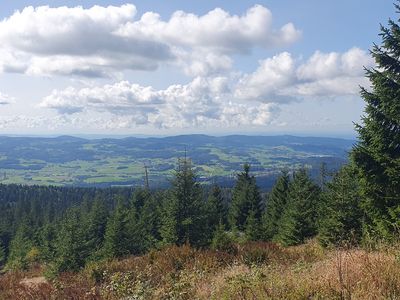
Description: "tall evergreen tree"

(84, 198), (109, 260)
(351, 4), (400, 239)
(276, 168), (320, 246)
(245, 209), (261, 241)
(206, 185), (227, 231)
(102, 199), (128, 258)
(262, 170), (290, 240)
(38, 223), (56, 262)
(318, 165), (363, 246)
(53, 208), (86, 272)
(160, 158), (206, 246)
(125, 202), (142, 255)
(7, 219), (34, 270)
(136, 191), (161, 253)
(229, 164), (262, 231)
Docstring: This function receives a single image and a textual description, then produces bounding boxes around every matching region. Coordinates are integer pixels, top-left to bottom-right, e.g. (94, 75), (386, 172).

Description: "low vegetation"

(2, 240), (400, 299)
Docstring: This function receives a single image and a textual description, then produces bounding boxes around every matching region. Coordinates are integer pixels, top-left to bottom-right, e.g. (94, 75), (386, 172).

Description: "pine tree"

(318, 165), (363, 246)
(351, 4), (400, 239)
(160, 158), (206, 246)
(38, 223), (56, 262)
(245, 209), (261, 241)
(276, 168), (320, 246)
(7, 219), (34, 270)
(229, 164), (262, 231)
(136, 191), (160, 253)
(206, 185), (227, 231)
(262, 170), (290, 240)
(102, 199), (128, 258)
(84, 198), (108, 260)
(53, 208), (86, 272)
(211, 221), (234, 252)
(125, 202), (141, 255)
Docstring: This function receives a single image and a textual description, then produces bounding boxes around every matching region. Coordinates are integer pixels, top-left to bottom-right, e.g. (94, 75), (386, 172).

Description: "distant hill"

(0, 134), (354, 189)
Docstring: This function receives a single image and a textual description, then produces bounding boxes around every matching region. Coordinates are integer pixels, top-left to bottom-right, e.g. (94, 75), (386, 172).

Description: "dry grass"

(1, 240), (400, 299)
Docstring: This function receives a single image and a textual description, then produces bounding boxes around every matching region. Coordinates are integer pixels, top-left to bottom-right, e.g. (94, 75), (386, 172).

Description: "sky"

(0, 1), (396, 137)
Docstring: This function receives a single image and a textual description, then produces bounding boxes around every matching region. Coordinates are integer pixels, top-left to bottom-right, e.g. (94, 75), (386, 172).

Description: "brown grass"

(1, 240), (400, 299)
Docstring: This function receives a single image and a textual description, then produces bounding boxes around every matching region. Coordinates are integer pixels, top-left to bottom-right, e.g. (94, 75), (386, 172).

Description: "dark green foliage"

(38, 223), (56, 262)
(103, 199), (129, 258)
(351, 5), (400, 239)
(6, 219), (35, 270)
(211, 221), (234, 252)
(262, 170), (290, 240)
(245, 210), (261, 241)
(135, 190), (161, 253)
(160, 159), (207, 247)
(53, 208), (87, 272)
(84, 198), (109, 261)
(318, 165), (363, 246)
(0, 239), (6, 266)
(276, 168), (320, 246)
(229, 164), (262, 231)
(206, 185), (227, 232)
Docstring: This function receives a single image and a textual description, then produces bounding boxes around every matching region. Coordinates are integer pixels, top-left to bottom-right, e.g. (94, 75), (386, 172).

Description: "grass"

(2, 240), (400, 299)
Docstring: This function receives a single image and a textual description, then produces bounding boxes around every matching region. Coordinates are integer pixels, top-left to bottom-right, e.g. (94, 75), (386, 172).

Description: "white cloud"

(41, 81), (163, 115)
(119, 5), (301, 53)
(235, 47), (373, 102)
(0, 92), (15, 105)
(40, 76), (277, 129)
(0, 4), (173, 77)
(38, 47), (373, 130)
(0, 4), (300, 77)
(235, 52), (296, 103)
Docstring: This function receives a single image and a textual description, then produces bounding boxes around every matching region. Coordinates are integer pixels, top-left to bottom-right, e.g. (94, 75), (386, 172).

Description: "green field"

(0, 135), (352, 188)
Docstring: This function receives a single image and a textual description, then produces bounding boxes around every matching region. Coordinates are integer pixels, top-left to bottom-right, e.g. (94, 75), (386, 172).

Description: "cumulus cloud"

(0, 4), (173, 77)
(38, 47), (373, 130)
(0, 4), (300, 77)
(119, 5), (300, 53)
(40, 76), (277, 129)
(0, 92), (15, 105)
(235, 47), (373, 102)
(235, 52), (296, 103)
(294, 47), (373, 96)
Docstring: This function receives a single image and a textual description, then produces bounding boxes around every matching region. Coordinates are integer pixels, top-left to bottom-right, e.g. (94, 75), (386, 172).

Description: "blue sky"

(0, 1), (396, 137)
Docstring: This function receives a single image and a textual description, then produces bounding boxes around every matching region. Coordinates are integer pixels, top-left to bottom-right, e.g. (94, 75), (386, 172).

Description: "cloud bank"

(0, 4), (300, 77)
(40, 47), (373, 129)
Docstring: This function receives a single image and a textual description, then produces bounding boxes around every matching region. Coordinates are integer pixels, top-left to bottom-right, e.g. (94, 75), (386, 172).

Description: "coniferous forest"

(0, 3), (400, 300)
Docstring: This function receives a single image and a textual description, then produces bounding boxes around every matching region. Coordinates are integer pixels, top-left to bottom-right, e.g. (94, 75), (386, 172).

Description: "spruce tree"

(229, 164), (262, 231)
(38, 223), (56, 262)
(125, 202), (141, 255)
(262, 170), (290, 240)
(206, 185), (227, 232)
(276, 168), (320, 246)
(318, 165), (363, 246)
(211, 221), (234, 252)
(351, 4), (400, 238)
(244, 209), (261, 241)
(136, 192), (160, 253)
(7, 219), (34, 270)
(84, 198), (108, 260)
(160, 158), (206, 246)
(102, 199), (128, 258)
(53, 208), (86, 272)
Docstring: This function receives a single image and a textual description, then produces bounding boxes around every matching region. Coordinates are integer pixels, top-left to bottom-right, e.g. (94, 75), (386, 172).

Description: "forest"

(0, 3), (399, 300)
